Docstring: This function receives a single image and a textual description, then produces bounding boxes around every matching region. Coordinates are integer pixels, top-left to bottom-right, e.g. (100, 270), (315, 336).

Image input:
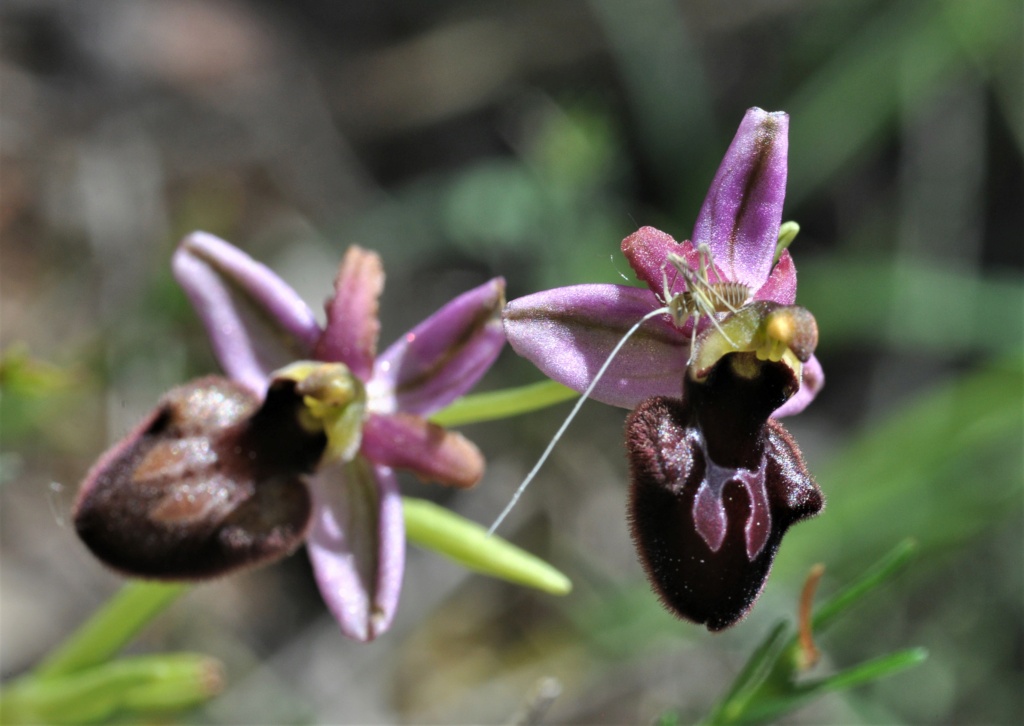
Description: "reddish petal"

(361, 413), (484, 488)
(621, 226), (686, 297)
(754, 249), (797, 305)
(306, 459), (405, 642)
(315, 246), (384, 381)
(372, 278), (506, 416)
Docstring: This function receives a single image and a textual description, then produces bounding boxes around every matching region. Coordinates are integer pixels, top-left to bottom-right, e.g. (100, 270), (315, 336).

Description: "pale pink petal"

(306, 459), (405, 642)
(503, 284), (689, 409)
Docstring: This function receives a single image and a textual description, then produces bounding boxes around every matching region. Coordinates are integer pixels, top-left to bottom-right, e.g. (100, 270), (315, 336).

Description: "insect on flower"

(499, 108), (827, 629)
(662, 244), (753, 362)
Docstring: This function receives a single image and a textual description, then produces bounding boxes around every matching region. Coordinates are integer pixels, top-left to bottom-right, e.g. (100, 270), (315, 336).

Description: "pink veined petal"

(306, 458), (405, 642)
(315, 246), (384, 382)
(371, 278), (506, 416)
(753, 250), (797, 305)
(693, 108), (789, 291)
(173, 232), (321, 393)
(503, 284), (690, 409)
(772, 354), (824, 418)
(362, 413), (484, 488)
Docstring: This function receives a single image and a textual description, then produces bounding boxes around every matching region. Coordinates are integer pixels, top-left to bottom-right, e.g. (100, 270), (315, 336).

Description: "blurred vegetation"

(1, 0), (1020, 723)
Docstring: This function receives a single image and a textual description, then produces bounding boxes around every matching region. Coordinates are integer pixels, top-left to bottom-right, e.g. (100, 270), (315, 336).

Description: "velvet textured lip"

(74, 237), (507, 642)
(499, 107), (825, 629)
(626, 301), (824, 630)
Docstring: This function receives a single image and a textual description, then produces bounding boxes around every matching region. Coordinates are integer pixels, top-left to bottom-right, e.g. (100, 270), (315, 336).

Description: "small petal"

(306, 459), (405, 641)
(753, 249), (797, 305)
(503, 284), (689, 409)
(693, 108), (789, 291)
(315, 246), (384, 382)
(621, 229), (730, 300)
(173, 232), (321, 393)
(361, 413), (484, 488)
(372, 278), (506, 415)
(772, 354), (825, 418)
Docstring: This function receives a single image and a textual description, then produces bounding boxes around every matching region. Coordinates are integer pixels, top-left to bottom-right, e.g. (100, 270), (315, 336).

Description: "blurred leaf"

(798, 257), (1024, 353)
(741, 649), (928, 724)
(787, 0), (1018, 202)
(781, 359), (1024, 576)
(704, 542), (925, 725)
(812, 539), (917, 633)
(403, 497), (572, 595)
(35, 582), (188, 679)
(0, 345), (81, 396)
(589, 0), (714, 204)
(704, 621), (792, 725)
(0, 653), (223, 725)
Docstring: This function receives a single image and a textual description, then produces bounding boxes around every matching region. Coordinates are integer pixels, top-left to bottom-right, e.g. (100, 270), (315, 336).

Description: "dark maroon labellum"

(626, 352), (823, 631)
(73, 376), (326, 579)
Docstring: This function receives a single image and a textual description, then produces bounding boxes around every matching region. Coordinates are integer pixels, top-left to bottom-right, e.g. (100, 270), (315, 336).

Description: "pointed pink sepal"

(172, 232), (321, 393)
(503, 284), (690, 409)
(372, 278), (506, 415)
(693, 108), (789, 292)
(315, 246), (384, 382)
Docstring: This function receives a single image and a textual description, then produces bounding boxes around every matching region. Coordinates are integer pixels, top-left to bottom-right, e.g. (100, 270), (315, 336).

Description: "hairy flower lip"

(627, 352), (824, 631)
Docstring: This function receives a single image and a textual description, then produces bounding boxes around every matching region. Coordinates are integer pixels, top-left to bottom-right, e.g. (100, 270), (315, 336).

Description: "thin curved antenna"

(487, 305), (671, 535)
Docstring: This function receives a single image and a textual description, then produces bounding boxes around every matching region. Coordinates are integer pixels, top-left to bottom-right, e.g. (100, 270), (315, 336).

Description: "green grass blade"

(743, 648), (928, 724)
(813, 539), (918, 633)
(703, 621), (792, 725)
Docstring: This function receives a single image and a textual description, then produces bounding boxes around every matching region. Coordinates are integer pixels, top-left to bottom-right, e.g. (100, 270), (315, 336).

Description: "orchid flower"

(501, 108), (826, 630)
(503, 108), (823, 418)
(75, 234), (505, 641)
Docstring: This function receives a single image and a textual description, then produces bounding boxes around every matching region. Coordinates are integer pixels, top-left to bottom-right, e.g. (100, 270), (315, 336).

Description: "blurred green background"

(1, 0), (1020, 723)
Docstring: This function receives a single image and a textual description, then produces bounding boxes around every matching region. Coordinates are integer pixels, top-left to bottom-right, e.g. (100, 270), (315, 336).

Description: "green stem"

(430, 380), (578, 427)
(34, 581), (189, 679)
